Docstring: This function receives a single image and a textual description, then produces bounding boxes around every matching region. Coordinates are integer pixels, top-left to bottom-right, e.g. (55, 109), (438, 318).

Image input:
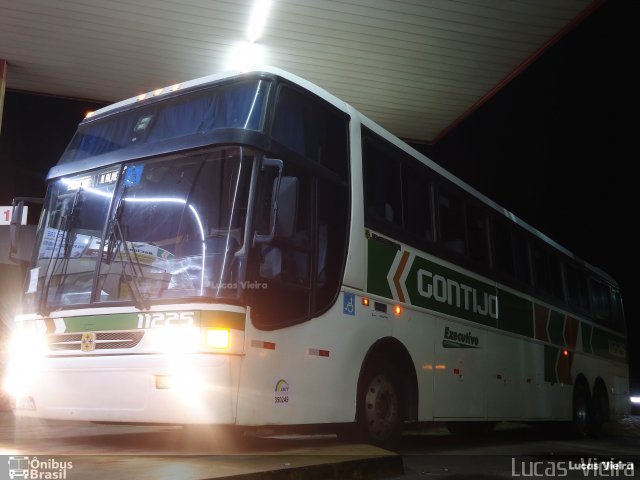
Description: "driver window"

(251, 162), (313, 327)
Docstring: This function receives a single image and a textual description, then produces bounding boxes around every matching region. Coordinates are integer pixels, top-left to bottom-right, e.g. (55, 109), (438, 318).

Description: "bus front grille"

(47, 331), (145, 351)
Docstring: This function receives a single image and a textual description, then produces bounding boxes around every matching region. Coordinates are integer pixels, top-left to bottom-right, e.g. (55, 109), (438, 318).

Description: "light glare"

(631, 396), (640, 404)
(226, 42), (265, 72)
(247, 0), (272, 43)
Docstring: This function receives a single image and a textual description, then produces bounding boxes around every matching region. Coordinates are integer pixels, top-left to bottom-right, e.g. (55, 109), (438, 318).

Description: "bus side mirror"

(9, 197), (43, 264)
(254, 158), (283, 245)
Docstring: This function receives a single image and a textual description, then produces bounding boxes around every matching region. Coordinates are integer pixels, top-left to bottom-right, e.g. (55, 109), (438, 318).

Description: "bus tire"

(590, 382), (608, 438)
(357, 364), (404, 448)
(571, 383), (592, 438)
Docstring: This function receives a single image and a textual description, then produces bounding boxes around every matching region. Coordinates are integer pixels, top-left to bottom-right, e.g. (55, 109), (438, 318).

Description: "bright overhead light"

(247, 0), (272, 43)
(226, 41), (265, 72)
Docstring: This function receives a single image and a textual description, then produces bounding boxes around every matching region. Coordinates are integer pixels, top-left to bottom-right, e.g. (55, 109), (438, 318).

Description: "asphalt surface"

(1, 411), (639, 479)
(390, 418), (640, 479)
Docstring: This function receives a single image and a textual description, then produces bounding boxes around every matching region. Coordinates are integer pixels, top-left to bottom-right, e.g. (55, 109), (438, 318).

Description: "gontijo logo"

(7, 456), (73, 479)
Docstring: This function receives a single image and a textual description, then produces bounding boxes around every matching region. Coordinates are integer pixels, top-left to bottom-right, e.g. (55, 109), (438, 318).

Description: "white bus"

(4, 67), (629, 446)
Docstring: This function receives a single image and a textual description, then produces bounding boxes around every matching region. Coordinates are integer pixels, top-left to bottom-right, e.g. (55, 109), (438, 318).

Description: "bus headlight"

(3, 329), (48, 398)
(146, 326), (200, 353)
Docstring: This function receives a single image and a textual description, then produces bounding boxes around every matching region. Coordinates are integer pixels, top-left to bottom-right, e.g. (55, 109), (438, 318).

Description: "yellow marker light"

(205, 328), (230, 350)
(362, 297), (370, 307)
(394, 304), (402, 316)
(85, 110), (94, 118)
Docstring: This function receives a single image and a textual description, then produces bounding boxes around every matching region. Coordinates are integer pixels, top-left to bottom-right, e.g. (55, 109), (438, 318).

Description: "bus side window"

(403, 167), (433, 242)
(437, 187), (466, 256)
(466, 203), (489, 265)
(492, 219), (514, 276)
(272, 86), (348, 180)
(363, 139), (402, 227)
(513, 232), (531, 286)
(590, 278), (612, 326)
(314, 178), (349, 313)
(532, 245), (563, 301)
(564, 264), (589, 313)
(251, 165), (313, 327)
(610, 288), (625, 332)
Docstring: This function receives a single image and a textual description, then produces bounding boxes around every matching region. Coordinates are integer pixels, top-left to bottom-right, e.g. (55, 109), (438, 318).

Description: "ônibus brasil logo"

(7, 456), (73, 479)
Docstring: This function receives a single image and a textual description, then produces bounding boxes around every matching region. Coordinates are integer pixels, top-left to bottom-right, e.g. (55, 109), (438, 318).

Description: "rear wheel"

(571, 383), (592, 438)
(357, 365), (404, 448)
(590, 384), (608, 438)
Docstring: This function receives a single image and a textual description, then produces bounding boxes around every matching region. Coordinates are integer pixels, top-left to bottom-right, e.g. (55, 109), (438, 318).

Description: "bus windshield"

(25, 146), (255, 313)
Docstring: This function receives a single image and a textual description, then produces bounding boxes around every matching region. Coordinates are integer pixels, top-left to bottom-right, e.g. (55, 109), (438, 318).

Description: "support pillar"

(0, 60), (7, 135)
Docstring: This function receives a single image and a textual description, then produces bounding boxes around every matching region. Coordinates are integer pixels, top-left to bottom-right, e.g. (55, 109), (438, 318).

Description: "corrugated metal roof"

(0, 0), (596, 141)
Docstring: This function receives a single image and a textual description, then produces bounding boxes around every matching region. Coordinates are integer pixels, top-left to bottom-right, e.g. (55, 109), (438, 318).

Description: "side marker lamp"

(204, 328), (230, 350)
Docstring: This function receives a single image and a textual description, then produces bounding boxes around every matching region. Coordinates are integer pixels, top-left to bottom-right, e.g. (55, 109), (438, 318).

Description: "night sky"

(0, 1), (636, 384)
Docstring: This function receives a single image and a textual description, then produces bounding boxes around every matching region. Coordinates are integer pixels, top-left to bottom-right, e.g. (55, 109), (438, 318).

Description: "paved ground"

(390, 418), (640, 479)
(0, 412), (400, 479)
(1, 412), (639, 479)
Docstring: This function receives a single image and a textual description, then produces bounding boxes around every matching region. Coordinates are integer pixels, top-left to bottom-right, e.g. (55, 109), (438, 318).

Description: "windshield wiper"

(38, 189), (83, 316)
(103, 191), (150, 310)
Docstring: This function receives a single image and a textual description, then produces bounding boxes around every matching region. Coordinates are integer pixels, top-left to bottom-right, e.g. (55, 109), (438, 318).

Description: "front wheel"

(357, 366), (404, 448)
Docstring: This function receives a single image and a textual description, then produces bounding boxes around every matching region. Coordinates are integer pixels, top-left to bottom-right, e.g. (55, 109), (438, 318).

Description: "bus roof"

(71, 66), (618, 287)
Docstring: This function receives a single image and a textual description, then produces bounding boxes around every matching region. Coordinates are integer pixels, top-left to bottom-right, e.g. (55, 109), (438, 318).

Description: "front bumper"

(10, 352), (241, 424)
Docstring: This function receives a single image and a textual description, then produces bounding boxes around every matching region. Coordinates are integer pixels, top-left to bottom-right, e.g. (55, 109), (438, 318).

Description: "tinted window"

(363, 139), (402, 227)
(466, 203), (488, 264)
(564, 264), (589, 312)
(272, 86), (348, 179)
(403, 166), (433, 241)
(438, 188), (466, 256)
(63, 79), (270, 163)
(590, 279), (611, 324)
(513, 232), (531, 285)
(492, 220), (514, 276)
(610, 288), (625, 332)
(532, 245), (563, 300)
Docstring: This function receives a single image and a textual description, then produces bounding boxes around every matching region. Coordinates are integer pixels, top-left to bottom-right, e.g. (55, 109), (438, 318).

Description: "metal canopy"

(0, 0), (596, 142)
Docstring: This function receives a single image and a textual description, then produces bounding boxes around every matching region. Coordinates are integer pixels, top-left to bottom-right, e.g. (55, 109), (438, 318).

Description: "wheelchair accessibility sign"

(343, 292), (355, 316)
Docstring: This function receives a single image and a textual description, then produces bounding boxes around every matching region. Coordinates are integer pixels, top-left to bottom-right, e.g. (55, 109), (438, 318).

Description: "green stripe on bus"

(547, 310), (565, 347)
(200, 310), (245, 330)
(367, 236), (396, 299)
(405, 255), (497, 328)
(63, 313), (139, 333)
(497, 289), (533, 337)
(365, 232), (627, 364)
